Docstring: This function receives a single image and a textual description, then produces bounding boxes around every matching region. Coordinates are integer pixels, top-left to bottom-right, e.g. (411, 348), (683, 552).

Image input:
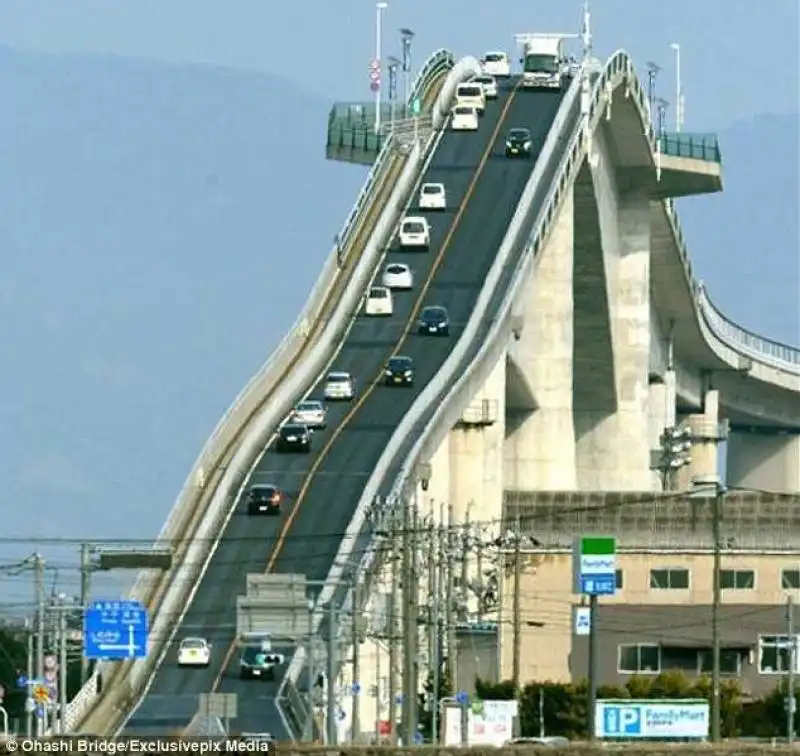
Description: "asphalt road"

(124, 78), (565, 737)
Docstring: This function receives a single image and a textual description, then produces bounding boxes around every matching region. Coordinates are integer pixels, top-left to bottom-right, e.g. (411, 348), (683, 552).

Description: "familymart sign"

(572, 535), (617, 596)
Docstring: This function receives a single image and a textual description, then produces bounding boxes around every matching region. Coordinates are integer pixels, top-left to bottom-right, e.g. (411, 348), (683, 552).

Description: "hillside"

(0, 46), (365, 601)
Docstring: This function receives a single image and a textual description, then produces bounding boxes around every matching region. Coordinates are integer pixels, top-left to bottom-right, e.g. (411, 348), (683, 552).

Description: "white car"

(291, 399), (327, 429)
(481, 51), (511, 77)
(178, 637), (211, 667)
(455, 81), (486, 114)
(419, 182), (446, 210)
(398, 216), (430, 249)
(473, 74), (498, 99)
(382, 262), (413, 291)
(451, 105), (479, 131)
(364, 286), (393, 316)
(323, 371), (354, 401)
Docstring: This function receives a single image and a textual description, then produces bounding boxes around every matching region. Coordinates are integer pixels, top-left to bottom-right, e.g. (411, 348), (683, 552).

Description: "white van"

(455, 81), (486, 114)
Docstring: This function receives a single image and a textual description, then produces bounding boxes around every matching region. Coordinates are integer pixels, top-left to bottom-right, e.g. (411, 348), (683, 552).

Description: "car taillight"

(272, 494), (280, 502)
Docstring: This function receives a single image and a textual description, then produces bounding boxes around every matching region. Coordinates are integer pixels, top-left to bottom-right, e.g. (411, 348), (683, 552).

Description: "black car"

(418, 306), (450, 336)
(505, 127), (532, 157)
(239, 644), (285, 680)
(384, 355), (415, 386)
(276, 423), (311, 453)
(247, 484), (282, 515)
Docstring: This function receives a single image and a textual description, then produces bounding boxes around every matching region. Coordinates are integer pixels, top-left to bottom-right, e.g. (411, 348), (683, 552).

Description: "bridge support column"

(505, 187), (576, 490)
(727, 429), (800, 493)
(448, 358), (506, 527)
(676, 389), (723, 489)
(573, 139), (652, 491)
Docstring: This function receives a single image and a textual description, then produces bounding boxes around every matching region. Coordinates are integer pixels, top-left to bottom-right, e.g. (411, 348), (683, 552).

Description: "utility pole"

(34, 554), (45, 738)
(79, 544), (92, 685)
(351, 582), (361, 742)
(431, 519), (443, 745)
(326, 605), (337, 745)
(512, 517), (522, 690)
(57, 599), (68, 735)
(387, 537), (398, 745)
(710, 488), (722, 742)
(445, 503), (456, 689)
(401, 490), (419, 744)
(461, 509), (470, 621)
(476, 533), (484, 623)
(788, 594), (796, 745)
(427, 519), (437, 674)
(26, 624), (33, 738)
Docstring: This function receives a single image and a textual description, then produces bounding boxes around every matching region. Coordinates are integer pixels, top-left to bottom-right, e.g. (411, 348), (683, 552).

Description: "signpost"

(574, 606), (591, 636)
(572, 535), (616, 740)
(595, 699), (709, 739)
(199, 692), (238, 734)
(83, 600), (149, 660)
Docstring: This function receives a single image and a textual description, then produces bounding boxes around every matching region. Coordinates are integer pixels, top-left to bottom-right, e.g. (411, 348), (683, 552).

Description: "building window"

(649, 568), (690, 590)
(758, 636), (800, 674)
(699, 649), (742, 675)
(615, 569), (623, 589)
(618, 644), (660, 674)
(781, 570), (800, 589)
(720, 569), (755, 590)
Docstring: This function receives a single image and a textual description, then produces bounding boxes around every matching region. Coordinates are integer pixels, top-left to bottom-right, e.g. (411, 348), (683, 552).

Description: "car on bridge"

(276, 422), (311, 453)
(481, 51), (511, 78)
(505, 127), (533, 157)
(418, 305), (450, 336)
(364, 285), (394, 316)
(291, 399), (327, 429)
(473, 74), (498, 99)
(247, 483), (282, 515)
(384, 355), (415, 386)
(382, 262), (413, 290)
(398, 216), (430, 249)
(177, 637), (211, 667)
(419, 182), (446, 210)
(323, 371), (355, 401)
(451, 104), (479, 132)
(238, 632), (285, 680)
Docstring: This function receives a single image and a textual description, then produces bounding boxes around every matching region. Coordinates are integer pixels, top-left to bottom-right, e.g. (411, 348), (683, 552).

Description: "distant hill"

(0, 46), (365, 599)
(678, 112), (799, 345)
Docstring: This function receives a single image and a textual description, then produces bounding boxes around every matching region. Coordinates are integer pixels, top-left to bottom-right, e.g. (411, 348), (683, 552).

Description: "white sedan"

(473, 74), (498, 99)
(382, 262), (413, 291)
(323, 371), (355, 401)
(364, 286), (393, 316)
(481, 51), (511, 78)
(451, 105), (479, 132)
(419, 182), (446, 210)
(178, 637), (211, 667)
(398, 216), (430, 249)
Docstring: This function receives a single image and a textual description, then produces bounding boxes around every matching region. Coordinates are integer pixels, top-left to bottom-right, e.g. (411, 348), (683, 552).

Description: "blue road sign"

(579, 574), (616, 595)
(84, 599), (149, 660)
(34, 704), (45, 719)
(16, 675), (27, 688)
(456, 690), (469, 706)
(413, 731), (424, 744)
(351, 682), (361, 695)
(395, 693), (404, 704)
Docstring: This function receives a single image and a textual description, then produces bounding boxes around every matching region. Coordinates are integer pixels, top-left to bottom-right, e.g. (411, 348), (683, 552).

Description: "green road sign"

(572, 535), (617, 596)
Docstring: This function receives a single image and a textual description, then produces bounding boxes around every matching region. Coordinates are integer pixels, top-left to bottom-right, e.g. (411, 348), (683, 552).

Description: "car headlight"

(385, 369), (392, 376)
(524, 141), (531, 149)
(505, 141), (512, 148)
(404, 370), (413, 377)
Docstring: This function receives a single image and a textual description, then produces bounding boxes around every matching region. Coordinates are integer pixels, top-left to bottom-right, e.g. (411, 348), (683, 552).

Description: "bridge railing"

(62, 47), (458, 736)
(659, 131), (722, 162)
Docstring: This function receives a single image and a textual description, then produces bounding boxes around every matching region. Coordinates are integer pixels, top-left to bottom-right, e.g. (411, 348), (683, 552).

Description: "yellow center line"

(211, 84), (519, 689)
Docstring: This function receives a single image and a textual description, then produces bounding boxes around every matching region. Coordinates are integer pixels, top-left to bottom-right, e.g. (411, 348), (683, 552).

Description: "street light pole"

(400, 28), (415, 115)
(374, 2), (388, 135)
(711, 485), (722, 742)
(387, 56), (400, 137)
(670, 42), (683, 132)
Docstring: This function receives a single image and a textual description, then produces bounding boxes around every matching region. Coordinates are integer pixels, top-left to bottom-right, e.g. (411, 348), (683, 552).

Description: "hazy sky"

(0, 0), (797, 129)
(0, 0), (796, 607)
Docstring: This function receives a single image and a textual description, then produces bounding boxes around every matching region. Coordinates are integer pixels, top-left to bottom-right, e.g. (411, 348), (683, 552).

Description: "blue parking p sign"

(602, 705), (641, 736)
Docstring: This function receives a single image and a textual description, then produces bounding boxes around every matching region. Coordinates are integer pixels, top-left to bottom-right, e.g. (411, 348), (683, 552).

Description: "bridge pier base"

(727, 428), (800, 494)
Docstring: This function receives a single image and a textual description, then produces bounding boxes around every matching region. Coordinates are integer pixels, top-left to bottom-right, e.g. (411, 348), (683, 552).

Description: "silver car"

(292, 399), (327, 429)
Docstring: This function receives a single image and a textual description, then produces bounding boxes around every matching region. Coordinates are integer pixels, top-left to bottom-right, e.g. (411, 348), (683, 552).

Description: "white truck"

(515, 34), (574, 90)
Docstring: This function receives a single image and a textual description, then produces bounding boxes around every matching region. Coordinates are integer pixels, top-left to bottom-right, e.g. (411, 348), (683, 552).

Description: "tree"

(417, 664), (453, 742)
(0, 626), (29, 721)
(475, 678), (516, 700)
